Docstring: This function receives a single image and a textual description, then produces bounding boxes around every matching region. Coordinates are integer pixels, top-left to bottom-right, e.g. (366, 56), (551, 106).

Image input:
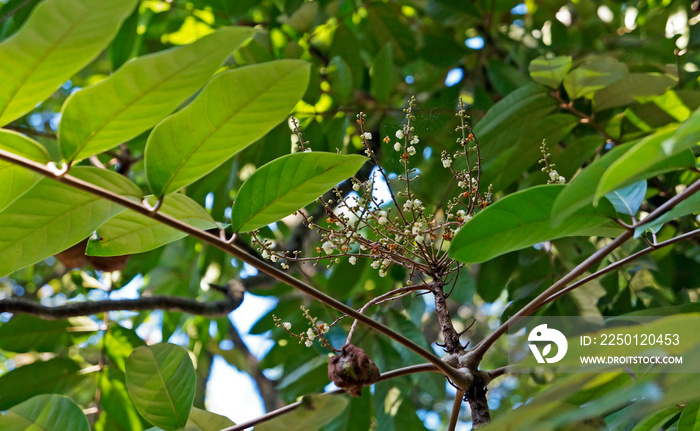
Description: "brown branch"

(0, 293), (243, 319)
(0, 148), (460, 381)
(447, 390), (464, 431)
(470, 178), (700, 361)
(541, 227), (700, 307)
(220, 363), (439, 431)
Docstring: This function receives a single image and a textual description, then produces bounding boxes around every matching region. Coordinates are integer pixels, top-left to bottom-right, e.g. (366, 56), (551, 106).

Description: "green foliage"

(0, 0), (700, 430)
(231, 153), (367, 232)
(144, 59), (310, 197)
(125, 343), (196, 430)
(449, 185), (619, 263)
(0, 394), (89, 431)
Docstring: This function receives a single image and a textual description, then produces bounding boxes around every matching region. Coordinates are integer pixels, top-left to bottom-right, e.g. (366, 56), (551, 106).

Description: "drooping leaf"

(230, 152), (367, 232)
(59, 27), (254, 163)
(145, 59), (310, 197)
(563, 57), (628, 100)
(593, 73), (676, 111)
(125, 343), (196, 430)
(0, 394), (89, 431)
(528, 56), (572, 89)
(0, 0), (139, 125)
(678, 400), (700, 431)
(86, 193), (216, 256)
(0, 358), (84, 410)
(449, 185), (620, 264)
(604, 180), (647, 216)
(184, 407), (235, 431)
(634, 189), (700, 238)
(255, 394), (349, 431)
(551, 140), (694, 226)
(95, 368), (145, 431)
(0, 167), (142, 277)
(597, 109), (700, 200)
(370, 43), (394, 104)
(0, 315), (97, 353)
(0, 129), (50, 212)
(327, 56), (352, 104)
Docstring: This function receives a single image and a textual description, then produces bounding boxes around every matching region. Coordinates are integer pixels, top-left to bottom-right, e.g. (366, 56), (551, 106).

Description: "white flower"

(407, 146), (416, 156)
(549, 171), (560, 181)
(413, 199), (422, 208)
(395, 130), (404, 139)
(394, 142), (402, 152)
(270, 255), (278, 262)
(382, 259), (390, 267)
(353, 183), (361, 191)
(558, 176), (566, 183)
(378, 269), (387, 277)
(378, 216), (388, 225)
(696, 214), (700, 223)
(318, 323), (329, 333)
(261, 250), (270, 259)
(362, 132), (372, 140)
(305, 340), (313, 347)
(458, 181), (467, 188)
(349, 256), (357, 265)
(412, 222), (422, 235)
(415, 235), (424, 243)
(307, 328), (316, 340)
(442, 157), (452, 168)
(282, 322), (292, 330)
(456, 210), (466, 218)
(322, 241), (334, 255)
(304, 148), (312, 152)
(403, 201), (413, 211)
(371, 260), (380, 269)
(411, 136), (419, 145)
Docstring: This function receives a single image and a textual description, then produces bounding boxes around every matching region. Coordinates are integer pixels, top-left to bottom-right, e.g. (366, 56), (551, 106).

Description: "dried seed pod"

(328, 343), (380, 397)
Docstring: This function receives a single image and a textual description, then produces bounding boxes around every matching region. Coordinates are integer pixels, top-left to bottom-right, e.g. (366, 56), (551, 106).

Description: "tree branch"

(0, 293), (243, 319)
(220, 363), (439, 431)
(470, 178), (700, 362)
(447, 390), (464, 431)
(0, 148), (460, 381)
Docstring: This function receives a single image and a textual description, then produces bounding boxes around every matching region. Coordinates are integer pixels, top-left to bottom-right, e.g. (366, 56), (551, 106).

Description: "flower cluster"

(274, 306), (334, 350)
(539, 141), (566, 184)
(252, 98), (494, 290)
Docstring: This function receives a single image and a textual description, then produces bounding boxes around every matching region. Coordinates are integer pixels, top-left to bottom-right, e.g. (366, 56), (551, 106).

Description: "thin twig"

(0, 149), (459, 380)
(220, 363), (439, 431)
(470, 178), (700, 361)
(447, 390), (464, 431)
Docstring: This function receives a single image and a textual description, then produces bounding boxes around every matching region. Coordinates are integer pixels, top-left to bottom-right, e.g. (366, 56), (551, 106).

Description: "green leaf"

(528, 56), (572, 89)
(326, 56), (352, 105)
(0, 315), (97, 353)
(0, 167), (142, 277)
(95, 368), (145, 431)
(125, 343), (196, 430)
(563, 57), (628, 100)
(634, 188), (700, 238)
(593, 73), (676, 111)
(184, 407), (235, 430)
(370, 43), (394, 104)
(255, 394), (349, 431)
(449, 185), (620, 264)
(0, 129), (50, 212)
(145, 59), (310, 197)
(86, 193), (216, 256)
(604, 180), (647, 216)
(230, 152), (367, 232)
(629, 406), (681, 431)
(597, 109), (700, 200)
(551, 141), (694, 226)
(0, 394), (89, 431)
(678, 401), (700, 431)
(0, 357), (84, 410)
(59, 27), (254, 163)
(0, 0), (139, 125)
